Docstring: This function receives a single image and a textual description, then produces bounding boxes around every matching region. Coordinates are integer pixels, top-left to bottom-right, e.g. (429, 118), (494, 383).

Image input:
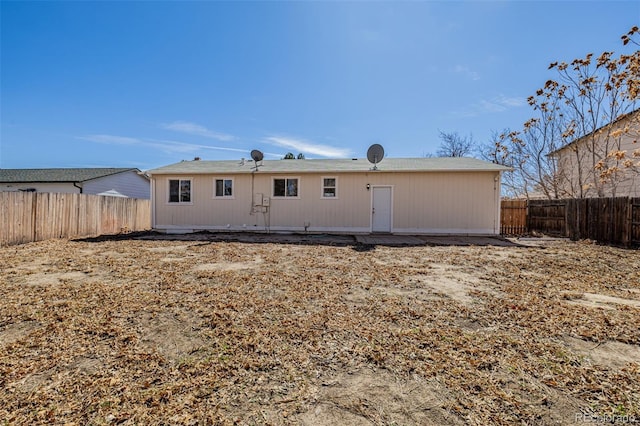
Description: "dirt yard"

(1, 233), (639, 425)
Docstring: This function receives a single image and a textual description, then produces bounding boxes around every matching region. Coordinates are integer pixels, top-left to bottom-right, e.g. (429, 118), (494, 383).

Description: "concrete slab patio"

(417, 235), (519, 247)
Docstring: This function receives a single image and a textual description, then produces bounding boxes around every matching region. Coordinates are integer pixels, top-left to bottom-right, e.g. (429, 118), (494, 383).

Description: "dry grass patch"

(1, 236), (638, 425)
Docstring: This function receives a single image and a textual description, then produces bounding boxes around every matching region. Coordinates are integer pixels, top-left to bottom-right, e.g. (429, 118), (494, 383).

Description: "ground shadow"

(74, 231), (357, 247)
(74, 230), (528, 249)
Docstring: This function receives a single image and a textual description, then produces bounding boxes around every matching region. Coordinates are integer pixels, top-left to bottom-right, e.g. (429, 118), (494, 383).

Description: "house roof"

(548, 108), (640, 157)
(0, 168), (143, 183)
(147, 157), (511, 175)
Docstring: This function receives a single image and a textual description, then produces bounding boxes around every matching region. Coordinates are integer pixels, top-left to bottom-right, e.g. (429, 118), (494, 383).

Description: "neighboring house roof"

(548, 108), (640, 157)
(0, 168), (145, 183)
(147, 157), (511, 175)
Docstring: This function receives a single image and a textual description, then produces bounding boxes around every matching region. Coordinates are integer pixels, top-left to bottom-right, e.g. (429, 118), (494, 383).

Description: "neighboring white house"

(147, 157), (511, 235)
(0, 168), (150, 199)
(549, 109), (640, 198)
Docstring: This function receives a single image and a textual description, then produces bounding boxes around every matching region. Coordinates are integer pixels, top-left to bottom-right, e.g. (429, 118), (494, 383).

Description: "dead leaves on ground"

(0, 238), (639, 424)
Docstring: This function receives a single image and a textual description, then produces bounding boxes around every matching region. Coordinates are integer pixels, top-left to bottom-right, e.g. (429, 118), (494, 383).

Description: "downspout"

(494, 173), (501, 235)
(249, 170), (255, 216)
(150, 176), (156, 229)
(73, 182), (83, 193)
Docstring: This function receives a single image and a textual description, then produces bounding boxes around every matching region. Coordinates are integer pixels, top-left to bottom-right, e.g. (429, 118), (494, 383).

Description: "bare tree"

(436, 131), (474, 157)
(478, 129), (528, 198)
(518, 91), (571, 199)
(507, 26), (639, 199)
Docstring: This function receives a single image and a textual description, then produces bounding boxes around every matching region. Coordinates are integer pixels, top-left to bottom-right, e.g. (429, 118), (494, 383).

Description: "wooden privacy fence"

(500, 199), (528, 235)
(563, 197), (640, 247)
(528, 200), (567, 236)
(500, 197), (640, 247)
(0, 192), (151, 246)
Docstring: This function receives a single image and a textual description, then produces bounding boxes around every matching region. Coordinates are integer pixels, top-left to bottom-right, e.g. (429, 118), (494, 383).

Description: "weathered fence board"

(500, 200), (527, 235)
(565, 198), (581, 241)
(528, 200), (567, 236)
(562, 197), (634, 246)
(0, 192), (151, 246)
(630, 200), (640, 246)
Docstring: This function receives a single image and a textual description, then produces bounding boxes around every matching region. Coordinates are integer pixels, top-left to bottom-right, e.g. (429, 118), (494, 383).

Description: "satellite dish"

(367, 144), (385, 170)
(250, 149), (264, 171)
(250, 149), (264, 162)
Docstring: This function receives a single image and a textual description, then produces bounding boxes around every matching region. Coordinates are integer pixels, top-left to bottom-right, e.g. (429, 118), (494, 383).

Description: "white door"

(371, 186), (392, 233)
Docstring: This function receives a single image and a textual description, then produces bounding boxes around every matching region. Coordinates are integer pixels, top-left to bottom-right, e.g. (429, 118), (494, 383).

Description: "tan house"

(147, 157), (510, 235)
(549, 109), (640, 198)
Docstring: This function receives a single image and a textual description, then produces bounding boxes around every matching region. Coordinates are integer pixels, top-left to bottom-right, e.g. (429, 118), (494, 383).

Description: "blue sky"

(1, 1), (638, 171)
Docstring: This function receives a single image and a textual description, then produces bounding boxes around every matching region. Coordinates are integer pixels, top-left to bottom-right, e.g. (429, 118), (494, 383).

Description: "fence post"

(576, 199), (581, 240)
(626, 197), (633, 248)
(524, 198), (531, 232)
(31, 192), (38, 242)
(564, 199), (569, 238)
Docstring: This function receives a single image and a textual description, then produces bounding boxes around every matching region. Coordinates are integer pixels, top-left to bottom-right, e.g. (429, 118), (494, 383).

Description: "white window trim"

(213, 177), (235, 199)
(166, 177), (193, 205)
(272, 176), (301, 199)
(321, 176), (338, 199)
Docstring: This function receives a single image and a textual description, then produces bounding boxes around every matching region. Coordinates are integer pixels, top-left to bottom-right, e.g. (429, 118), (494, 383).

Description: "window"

(214, 178), (233, 198)
(168, 179), (191, 203)
(322, 177), (337, 198)
(273, 178), (299, 197)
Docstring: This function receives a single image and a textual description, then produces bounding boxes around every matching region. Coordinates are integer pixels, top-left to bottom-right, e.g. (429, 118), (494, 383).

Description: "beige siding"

(555, 111), (640, 198)
(385, 172), (499, 233)
(152, 171), (502, 234)
(557, 132), (640, 198)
